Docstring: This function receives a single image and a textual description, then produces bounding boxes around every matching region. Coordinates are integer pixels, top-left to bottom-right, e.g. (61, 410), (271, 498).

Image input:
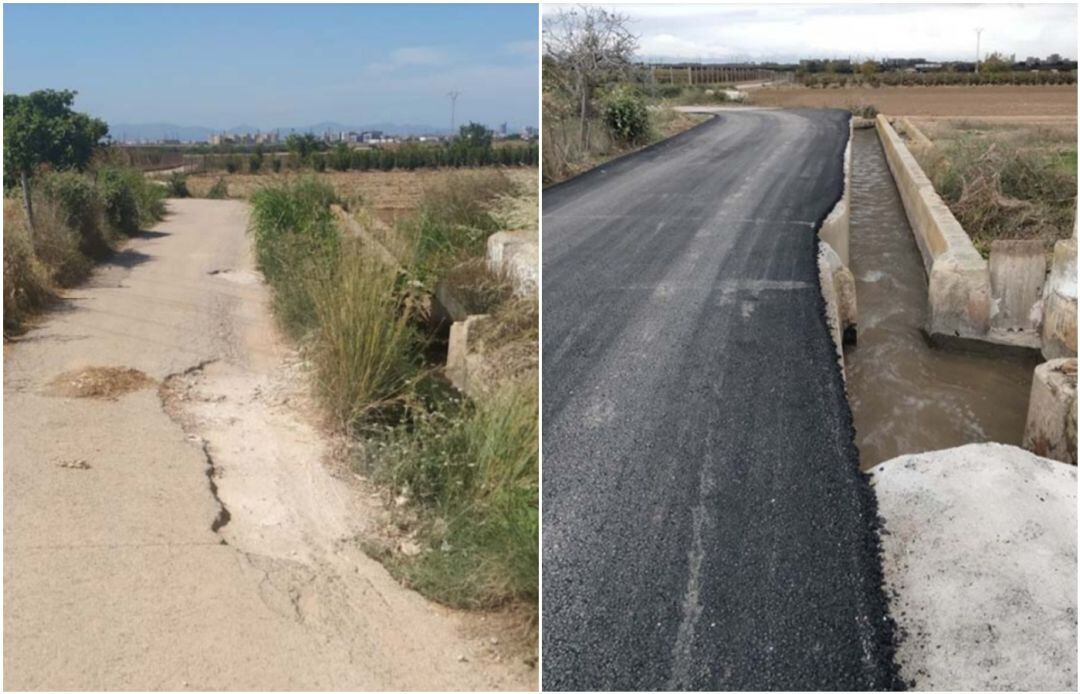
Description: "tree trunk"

(20, 170), (34, 237)
(578, 74), (589, 151)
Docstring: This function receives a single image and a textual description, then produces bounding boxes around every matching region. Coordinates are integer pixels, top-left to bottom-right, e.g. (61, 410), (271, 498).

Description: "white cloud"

(504, 39), (539, 56)
(546, 4), (1078, 62)
(390, 46), (447, 66)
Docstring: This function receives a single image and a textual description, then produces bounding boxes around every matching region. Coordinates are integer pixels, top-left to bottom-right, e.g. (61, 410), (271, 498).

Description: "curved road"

(542, 109), (902, 690)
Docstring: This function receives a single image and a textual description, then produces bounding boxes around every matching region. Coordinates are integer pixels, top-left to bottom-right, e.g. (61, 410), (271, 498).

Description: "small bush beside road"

(3, 169), (166, 335)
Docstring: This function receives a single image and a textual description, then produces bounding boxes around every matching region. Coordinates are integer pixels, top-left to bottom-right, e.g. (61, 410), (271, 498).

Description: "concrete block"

(1043, 238), (1077, 360)
(1023, 358), (1077, 465)
(872, 443), (1077, 691)
(445, 314), (491, 398)
(897, 117), (933, 151)
(487, 230), (538, 297)
(818, 242), (857, 374)
(989, 239), (1046, 333)
(926, 251), (992, 339)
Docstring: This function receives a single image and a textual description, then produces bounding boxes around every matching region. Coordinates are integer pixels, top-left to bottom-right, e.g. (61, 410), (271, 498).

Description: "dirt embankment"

(748, 85), (1078, 117)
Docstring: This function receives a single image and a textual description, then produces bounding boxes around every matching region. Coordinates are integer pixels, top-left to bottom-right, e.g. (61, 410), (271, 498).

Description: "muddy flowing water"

(845, 127), (1039, 470)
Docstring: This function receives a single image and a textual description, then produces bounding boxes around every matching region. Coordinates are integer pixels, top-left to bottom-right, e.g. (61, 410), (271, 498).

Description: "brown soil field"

(182, 167), (537, 226)
(748, 85), (1078, 117)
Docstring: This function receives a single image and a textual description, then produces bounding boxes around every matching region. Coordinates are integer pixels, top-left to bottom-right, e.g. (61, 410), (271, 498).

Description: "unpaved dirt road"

(3, 199), (532, 691)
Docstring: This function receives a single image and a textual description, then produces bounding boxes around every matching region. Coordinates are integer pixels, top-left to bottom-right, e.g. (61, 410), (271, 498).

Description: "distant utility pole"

(975, 27), (984, 73)
(447, 90), (461, 136)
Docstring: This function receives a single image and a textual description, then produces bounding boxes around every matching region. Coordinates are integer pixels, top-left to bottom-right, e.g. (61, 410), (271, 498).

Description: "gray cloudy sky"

(543, 3), (1077, 63)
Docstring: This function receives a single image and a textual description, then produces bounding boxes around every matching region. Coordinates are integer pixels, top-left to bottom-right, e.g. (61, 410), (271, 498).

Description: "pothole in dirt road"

(208, 268), (261, 285)
(46, 366), (155, 400)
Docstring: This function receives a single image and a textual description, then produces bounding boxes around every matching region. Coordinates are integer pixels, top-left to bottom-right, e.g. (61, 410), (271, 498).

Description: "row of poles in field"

(644, 65), (791, 86)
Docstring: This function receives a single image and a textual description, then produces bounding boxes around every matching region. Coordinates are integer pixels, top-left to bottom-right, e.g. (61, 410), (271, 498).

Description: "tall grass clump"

(378, 377), (539, 609)
(307, 242), (421, 427)
(205, 177), (229, 199)
(3, 200), (52, 334)
(248, 178), (340, 337)
(404, 170), (518, 285)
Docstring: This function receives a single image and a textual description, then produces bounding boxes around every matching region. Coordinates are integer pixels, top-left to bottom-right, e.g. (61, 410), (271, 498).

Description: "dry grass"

(746, 84), (1078, 117)
(186, 168), (536, 227)
(47, 366), (155, 399)
(914, 119), (1077, 256)
(3, 201), (53, 335)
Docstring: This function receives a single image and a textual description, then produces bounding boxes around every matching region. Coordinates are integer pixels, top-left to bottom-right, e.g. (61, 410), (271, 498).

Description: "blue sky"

(4, 3), (538, 130)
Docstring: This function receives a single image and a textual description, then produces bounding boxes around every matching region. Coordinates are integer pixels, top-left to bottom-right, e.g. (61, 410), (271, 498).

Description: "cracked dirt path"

(3, 199), (532, 691)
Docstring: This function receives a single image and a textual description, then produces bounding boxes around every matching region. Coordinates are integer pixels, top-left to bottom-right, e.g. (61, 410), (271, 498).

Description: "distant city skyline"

(543, 4), (1077, 64)
(4, 4), (538, 131)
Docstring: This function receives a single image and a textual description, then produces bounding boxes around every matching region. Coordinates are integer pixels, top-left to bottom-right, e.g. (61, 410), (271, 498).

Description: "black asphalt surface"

(542, 109), (903, 691)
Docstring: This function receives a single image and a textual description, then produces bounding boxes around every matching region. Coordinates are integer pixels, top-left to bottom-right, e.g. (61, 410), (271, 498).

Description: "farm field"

(748, 84), (1078, 116)
(179, 167), (537, 226)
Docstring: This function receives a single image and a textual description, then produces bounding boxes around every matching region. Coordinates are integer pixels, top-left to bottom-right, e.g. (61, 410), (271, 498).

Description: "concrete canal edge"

(818, 115), (857, 376)
(874, 114), (993, 342)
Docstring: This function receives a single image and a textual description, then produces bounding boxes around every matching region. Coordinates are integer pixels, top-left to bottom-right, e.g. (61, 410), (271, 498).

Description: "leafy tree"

(285, 133), (325, 163)
(981, 51), (1012, 74)
(457, 122), (493, 149)
(4, 89), (107, 233)
(544, 6), (638, 148)
(249, 144), (264, 173)
(859, 60), (878, 78)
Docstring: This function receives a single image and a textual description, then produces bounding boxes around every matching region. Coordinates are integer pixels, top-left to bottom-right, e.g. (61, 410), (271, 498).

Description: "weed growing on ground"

(166, 172), (190, 198)
(205, 177), (229, 199)
(920, 134), (1077, 256)
(375, 377), (538, 610)
(249, 172), (538, 619)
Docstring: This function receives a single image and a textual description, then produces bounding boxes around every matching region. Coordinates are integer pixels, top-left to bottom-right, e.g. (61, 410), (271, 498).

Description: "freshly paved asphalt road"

(542, 109), (903, 691)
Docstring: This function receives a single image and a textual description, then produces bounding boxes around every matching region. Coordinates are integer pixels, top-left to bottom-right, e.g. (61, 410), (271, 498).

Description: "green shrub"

(271, 157), (282, 173)
(249, 150), (263, 174)
(331, 144), (351, 172)
(166, 172), (190, 198)
(97, 167), (165, 235)
(377, 378), (538, 608)
(40, 171), (111, 258)
(205, 177), (229, 199)
(248, 178), (340, 334)
(312, 153), (327, 172)
(603, 86), (650, 145)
